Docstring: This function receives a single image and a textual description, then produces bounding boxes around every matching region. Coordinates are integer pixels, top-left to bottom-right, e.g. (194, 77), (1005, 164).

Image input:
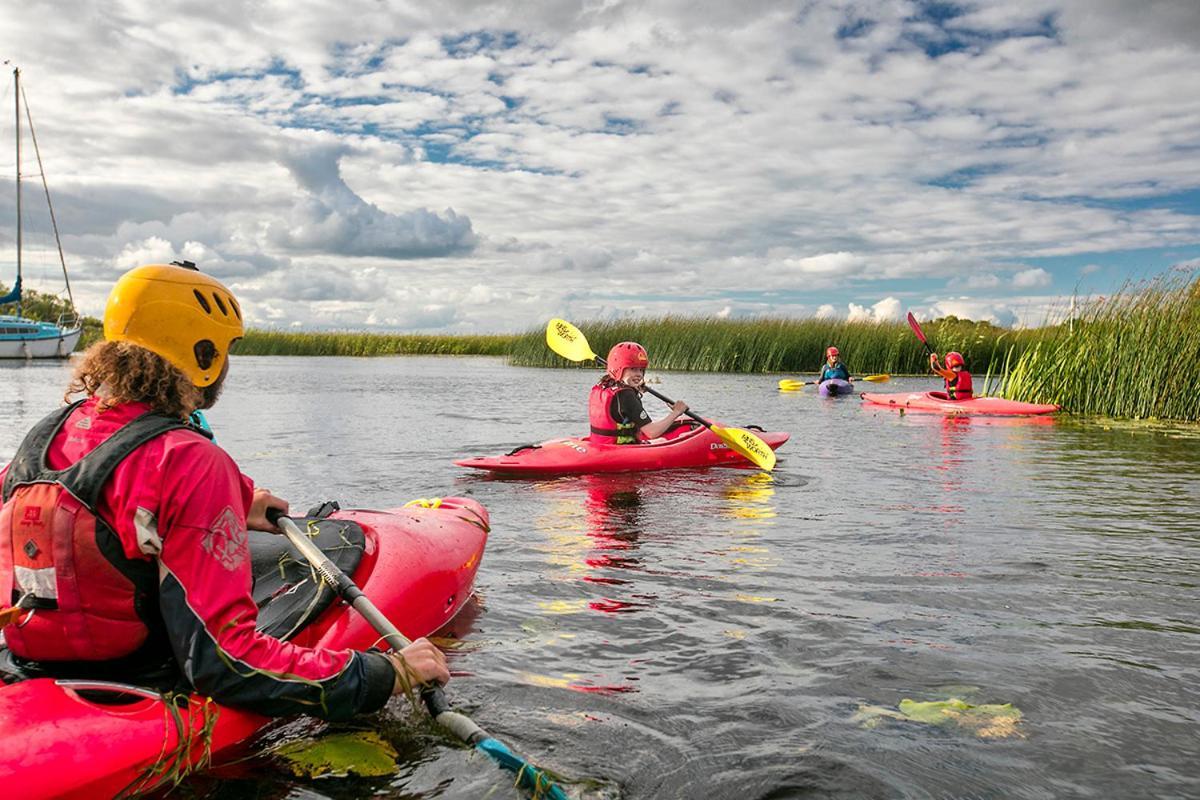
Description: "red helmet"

(826, 346), (839, 358)
(606, 341), (649, 381)
(945, 351), (965, 369)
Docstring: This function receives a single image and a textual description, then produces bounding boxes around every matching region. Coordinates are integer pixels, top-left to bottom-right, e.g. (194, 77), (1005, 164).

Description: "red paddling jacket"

(0, 398), (394, 720)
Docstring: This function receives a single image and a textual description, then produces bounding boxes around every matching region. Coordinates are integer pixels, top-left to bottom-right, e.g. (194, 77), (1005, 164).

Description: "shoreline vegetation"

(6, 273), (1197, 422)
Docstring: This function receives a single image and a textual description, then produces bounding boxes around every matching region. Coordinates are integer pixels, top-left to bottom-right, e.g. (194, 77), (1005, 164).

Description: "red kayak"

(861, 391), (1059, 416)
(0, 499), (489, 800)
(457, 423), (789, 475)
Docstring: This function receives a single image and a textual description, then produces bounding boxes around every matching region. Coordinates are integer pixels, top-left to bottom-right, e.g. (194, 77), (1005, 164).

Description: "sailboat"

(1, 65), (81, 359)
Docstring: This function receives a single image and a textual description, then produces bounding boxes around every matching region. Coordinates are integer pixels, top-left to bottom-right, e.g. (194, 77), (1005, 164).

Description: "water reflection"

(582, 474), (646, 589)
(720, 471), (777, 521)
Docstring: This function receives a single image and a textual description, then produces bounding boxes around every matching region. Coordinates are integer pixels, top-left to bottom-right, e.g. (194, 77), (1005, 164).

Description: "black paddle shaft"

(264, 508), (481, 735)
(594, 355), (716, 429)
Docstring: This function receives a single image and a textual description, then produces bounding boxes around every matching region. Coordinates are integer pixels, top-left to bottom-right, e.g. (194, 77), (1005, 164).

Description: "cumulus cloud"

(951, 273), (1003, 290)
(268, 146), (477, 258)
(847, 296), (903, 323)
(531, 245), (615, 273)
(2, 0), (1197, 331)
(815, 303), (836, 319)
(928, 298), (1019, 328)
(1012, 267), (1053, 288)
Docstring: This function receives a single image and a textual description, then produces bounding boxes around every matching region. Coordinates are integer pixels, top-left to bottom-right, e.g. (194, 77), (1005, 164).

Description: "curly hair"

(595, 374), (643, 394)
(66, 341), (202, 419)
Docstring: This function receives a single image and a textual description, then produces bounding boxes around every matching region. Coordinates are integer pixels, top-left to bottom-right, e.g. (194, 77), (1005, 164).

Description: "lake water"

(2, 356), (1198, 799)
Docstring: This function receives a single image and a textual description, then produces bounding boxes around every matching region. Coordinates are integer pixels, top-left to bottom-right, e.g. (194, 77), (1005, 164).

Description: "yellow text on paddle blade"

(545, 318), (598, 362)
(712, 425), (777, 471)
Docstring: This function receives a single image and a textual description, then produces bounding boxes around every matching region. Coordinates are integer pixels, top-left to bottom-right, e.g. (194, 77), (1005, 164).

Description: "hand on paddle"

(390, 639), (450, 693)
(247, 488), (289, 533)
(546, 318), (776, 471)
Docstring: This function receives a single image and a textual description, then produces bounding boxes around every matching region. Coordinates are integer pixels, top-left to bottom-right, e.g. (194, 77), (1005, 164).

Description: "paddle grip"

(422, 684), (451, 716)
(422, 686), (490, 746)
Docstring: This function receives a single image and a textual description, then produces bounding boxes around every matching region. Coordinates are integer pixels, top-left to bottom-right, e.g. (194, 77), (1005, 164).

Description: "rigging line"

(21, 83), (73, 310)
(14, 66), (22, 319)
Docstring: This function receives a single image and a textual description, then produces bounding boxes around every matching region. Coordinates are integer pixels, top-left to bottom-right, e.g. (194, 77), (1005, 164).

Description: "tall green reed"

(234, 329), (516, 357)
(1000, 273), (1200, 421)
(508, 315), (1039, 376)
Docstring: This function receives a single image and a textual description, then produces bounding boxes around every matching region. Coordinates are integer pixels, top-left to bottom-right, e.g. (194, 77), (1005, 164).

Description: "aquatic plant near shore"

(233, 329), (517, 357)
(999, 273), (1200, 422)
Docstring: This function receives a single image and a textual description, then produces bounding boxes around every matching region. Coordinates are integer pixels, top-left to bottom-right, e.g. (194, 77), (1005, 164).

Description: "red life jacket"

(0, 401), (186, 663)
(947, 370), (974, 400)
(588, 384), (639, 444)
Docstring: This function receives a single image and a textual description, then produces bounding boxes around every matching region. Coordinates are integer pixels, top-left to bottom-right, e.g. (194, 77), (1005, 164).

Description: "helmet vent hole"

(229, 297), (242, 320)
(211, 293), (229, 316)
(193, 290), (212, 314)
(194, 340), (217, 370)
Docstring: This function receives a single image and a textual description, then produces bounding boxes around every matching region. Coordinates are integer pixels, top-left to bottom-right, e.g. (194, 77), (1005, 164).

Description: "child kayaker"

(929, 350), (974, 400)
(817, 346), (851, 386)
(589, 341), (688, 444)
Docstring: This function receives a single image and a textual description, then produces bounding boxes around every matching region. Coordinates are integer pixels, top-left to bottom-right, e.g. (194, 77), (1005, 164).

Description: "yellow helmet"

(104, 262), (244, 387)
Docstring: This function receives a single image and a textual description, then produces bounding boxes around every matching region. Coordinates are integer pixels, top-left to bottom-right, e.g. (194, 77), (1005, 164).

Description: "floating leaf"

(274, 731), (398, 778)
(858, 698), (1024, 739)
(851, 704), (907, 730)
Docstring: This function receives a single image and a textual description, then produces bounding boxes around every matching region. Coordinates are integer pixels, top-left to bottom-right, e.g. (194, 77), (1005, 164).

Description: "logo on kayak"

(556, 440), (588, 454)
(710, 443), (728, 450)
(203, 506), (248, 571)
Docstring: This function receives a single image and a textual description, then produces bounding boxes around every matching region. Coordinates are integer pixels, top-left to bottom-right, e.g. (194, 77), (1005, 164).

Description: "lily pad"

(857, 698), (1024, 739)
(274, 731), (398, 778)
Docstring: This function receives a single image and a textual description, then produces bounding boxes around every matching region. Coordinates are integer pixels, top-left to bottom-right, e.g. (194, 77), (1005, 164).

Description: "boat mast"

(13, 66), (21, 318)
(22, 79), (74, 310)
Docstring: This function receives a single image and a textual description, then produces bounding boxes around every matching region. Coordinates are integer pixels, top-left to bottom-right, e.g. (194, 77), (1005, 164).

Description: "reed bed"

(64, 271), (1190, 423)
(507, 316), (1040, 376)
(234, 329), (517, 357)
(999, 273), (1200, 421)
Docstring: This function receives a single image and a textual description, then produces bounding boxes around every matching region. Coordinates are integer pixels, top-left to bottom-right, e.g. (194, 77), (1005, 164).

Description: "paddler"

(929, 350), (974, 400)
(0, 263), (446, 718)
(589, 341), (688, 444)
(816, 346), (851, 386)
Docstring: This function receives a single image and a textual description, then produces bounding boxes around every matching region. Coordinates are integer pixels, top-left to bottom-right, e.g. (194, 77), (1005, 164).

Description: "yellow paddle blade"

(710, 425), (777, 471)
(778, 379), (807, 391)
(545, 318), (598, 363)
(861, 374), (891, 383)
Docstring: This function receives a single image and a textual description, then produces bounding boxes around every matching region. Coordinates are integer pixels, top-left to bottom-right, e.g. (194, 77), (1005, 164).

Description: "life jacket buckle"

(0, 592), (39, 628)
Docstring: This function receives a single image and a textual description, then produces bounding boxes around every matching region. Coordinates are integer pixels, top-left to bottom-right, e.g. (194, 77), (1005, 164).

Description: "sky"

(1, 0), (1199, 332)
